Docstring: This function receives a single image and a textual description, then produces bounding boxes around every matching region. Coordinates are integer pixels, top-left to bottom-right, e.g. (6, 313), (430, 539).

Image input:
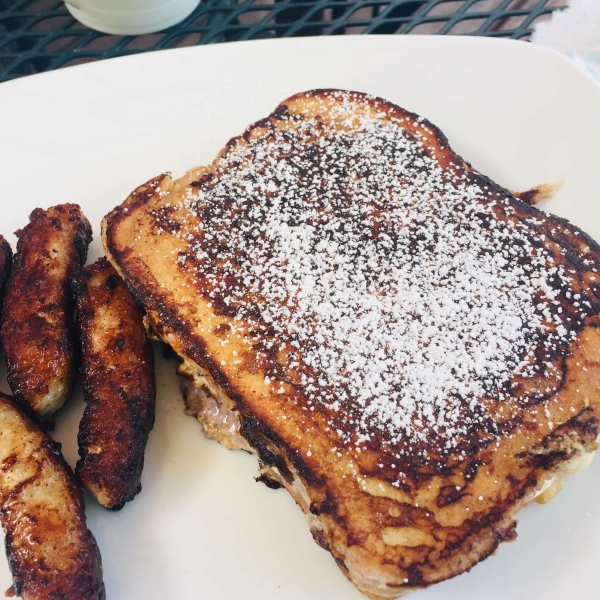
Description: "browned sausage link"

(0, 392), (105, 600)
(0, 236), (13, 316)
(0, 205), (92, 425)
(72, 257), (156, 510)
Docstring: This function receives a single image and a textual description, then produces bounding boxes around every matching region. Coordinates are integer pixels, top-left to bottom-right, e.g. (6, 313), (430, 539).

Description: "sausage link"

(1, 205), (92, 424)
(72, 257), (155, 509)
(0, 392), (105, 600)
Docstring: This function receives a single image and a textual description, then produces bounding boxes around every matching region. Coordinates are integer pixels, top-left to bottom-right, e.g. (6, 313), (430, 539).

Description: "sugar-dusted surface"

(153, 90), (593, 457)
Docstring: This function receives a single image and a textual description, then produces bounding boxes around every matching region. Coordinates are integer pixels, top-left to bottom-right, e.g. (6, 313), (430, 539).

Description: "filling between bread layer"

(177, 358), (597, 598)
(533, 438), (597, 504)
(178, 361), (250, 452)
(178, 360), (397, 597)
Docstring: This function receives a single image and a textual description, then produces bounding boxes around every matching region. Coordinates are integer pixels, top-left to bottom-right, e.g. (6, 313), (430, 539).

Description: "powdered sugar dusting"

(154, 90), (591, 454)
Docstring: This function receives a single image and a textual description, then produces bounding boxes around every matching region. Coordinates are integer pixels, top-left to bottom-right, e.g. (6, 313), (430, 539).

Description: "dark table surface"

(1, 0), (565, 83)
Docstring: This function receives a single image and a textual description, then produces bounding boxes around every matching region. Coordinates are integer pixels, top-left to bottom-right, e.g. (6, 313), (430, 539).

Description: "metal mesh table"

(1, 0), (565, 82)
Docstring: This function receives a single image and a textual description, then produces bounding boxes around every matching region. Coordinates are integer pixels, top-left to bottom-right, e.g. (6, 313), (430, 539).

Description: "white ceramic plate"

(1, 36), (599, 600)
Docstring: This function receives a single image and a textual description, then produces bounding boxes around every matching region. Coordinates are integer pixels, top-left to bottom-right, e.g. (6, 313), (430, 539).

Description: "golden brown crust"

(0, 391), (105, 600)
(102, 90), (600, 597)
(0, 205), (92, 425)
(72, 258), (156, 509)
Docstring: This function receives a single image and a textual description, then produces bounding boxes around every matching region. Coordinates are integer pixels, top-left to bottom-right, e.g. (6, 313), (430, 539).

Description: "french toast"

(102, 90), (600, 598)
(72, 258), (156, 509)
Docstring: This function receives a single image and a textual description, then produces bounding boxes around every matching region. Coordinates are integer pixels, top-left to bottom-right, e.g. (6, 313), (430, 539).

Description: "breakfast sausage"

(72, 258), (155, 509)
(1, 204), (91, 425)
(0, 392), (105, 600)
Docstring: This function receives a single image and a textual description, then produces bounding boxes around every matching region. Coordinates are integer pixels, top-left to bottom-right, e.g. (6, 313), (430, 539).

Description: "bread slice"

(102, 90), (600, 598)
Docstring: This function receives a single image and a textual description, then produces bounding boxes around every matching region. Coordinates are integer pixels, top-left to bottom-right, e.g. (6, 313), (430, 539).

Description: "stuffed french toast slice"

(102, 89), (600, 598)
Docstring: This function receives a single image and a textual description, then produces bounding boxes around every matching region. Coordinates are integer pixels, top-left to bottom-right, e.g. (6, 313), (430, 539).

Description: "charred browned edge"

(72, 257), (156, 510)
(0, 391), (105, 600)
(520, 408), (599, 470)
(376, 465), (536, 590)
(105, 206), (322, 490)
(515, 188), (541, 206)
(103, 175), (170, 248)
(404, 518), (518, 589)
(255, 474), (283, 489)
(393, 413), (597, 590)
(105, 216), (329, 495)
(103, 174), (169, 294)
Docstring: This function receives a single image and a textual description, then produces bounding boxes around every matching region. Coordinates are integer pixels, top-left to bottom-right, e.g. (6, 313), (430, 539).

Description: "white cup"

(64, 0), (201, 35)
